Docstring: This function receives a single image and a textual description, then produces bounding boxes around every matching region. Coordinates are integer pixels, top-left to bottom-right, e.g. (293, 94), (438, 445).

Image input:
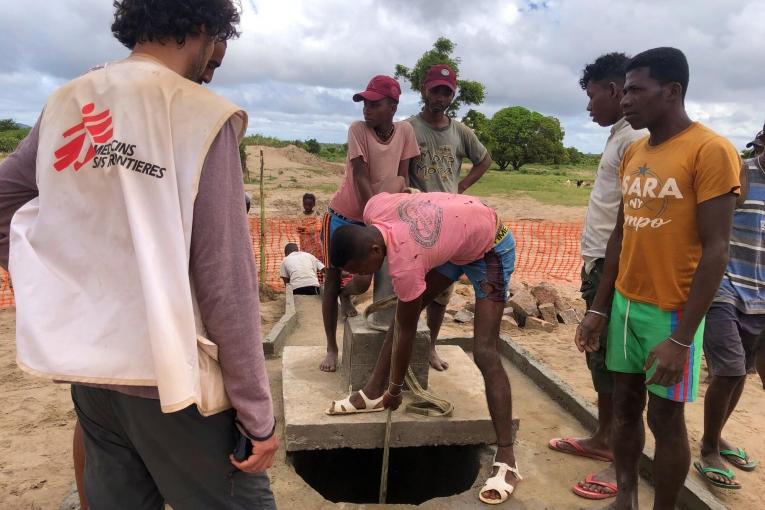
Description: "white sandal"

(478, 461), (522, 505)
(325, 390), (385, 415)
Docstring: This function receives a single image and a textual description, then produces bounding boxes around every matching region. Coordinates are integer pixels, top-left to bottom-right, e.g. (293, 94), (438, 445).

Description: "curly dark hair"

(112, 0), (241, 50)
(579, 52), (630, 90)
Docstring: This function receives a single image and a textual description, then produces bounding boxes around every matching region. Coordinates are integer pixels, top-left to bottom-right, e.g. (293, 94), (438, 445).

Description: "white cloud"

(0, 0), (763, 151)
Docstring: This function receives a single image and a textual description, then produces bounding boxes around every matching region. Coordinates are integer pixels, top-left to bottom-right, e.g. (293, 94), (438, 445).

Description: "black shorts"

(704, 302), (765, 377)
(580, 259), (613, 394)
(293, 286), (320, 295)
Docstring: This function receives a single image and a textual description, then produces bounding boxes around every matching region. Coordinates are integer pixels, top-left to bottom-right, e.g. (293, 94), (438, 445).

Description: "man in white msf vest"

(0, 1), (278, 508)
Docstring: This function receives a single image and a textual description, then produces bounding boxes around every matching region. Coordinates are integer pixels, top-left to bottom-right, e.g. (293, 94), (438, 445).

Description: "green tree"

(566, 146), (583, 165)
(304, 138), (321, 155)
(0, 119), (20, 131)
(395, 37), (485, 117)
(461, 109), (492, 146)
(487, 106), (566, 171)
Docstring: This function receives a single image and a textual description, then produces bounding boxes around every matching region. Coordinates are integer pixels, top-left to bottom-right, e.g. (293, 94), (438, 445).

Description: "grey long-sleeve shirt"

(0, 116), (275, 439)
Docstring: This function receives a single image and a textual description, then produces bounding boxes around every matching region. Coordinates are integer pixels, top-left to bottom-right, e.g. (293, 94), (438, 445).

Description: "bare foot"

(429, 348), (449, 371)
(339, 295), (358, 318)
(320, 349), (338, 372)
(576, 464), (617, 497)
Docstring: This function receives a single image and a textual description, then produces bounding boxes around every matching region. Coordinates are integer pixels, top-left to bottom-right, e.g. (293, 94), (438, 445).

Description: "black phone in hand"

(232, 425), (253, 462)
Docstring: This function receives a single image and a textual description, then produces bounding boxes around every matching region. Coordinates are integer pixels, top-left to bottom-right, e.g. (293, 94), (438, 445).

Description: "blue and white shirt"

(715, 157), (765, 314)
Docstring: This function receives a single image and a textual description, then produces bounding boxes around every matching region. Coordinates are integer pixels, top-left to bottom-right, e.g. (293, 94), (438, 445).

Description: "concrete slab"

(341, 315), (430, 391)
(283, 345), (495, 452)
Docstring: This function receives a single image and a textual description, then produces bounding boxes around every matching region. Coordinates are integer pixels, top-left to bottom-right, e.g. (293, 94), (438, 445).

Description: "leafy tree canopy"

(395, 37), (485, 117)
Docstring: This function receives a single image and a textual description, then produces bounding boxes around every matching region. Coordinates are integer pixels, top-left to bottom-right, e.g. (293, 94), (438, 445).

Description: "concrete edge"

(438, 335), (727, 510)
(262, 287), (297, 357)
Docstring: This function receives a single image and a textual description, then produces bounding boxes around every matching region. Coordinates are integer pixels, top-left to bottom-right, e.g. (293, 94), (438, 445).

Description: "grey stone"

(524, 316), (556, 332)
(508, 289), (538, 326)
(557, 307), (580, 325)
(538, 302), (558, 326)
(530, 282), (561, 306)
(500, 316), (520, 334)
(453, 310), (474, 323)
(283, 345), (495, 451)
(508, 281), (523, 298)
(58, 484), (80, 510)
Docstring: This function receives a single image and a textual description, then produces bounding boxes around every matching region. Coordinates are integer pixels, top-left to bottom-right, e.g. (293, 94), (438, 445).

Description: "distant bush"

(318, 143), (347, 163)
(304, 138), (321, 154)
(241, 133), (291, 148)
(0, 120), (31, 153)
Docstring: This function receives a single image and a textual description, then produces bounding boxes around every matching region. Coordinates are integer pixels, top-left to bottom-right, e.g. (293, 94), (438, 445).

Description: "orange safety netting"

(0, 218), (584, 308)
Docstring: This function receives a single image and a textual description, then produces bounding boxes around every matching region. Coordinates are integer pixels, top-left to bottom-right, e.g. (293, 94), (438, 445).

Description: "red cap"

(353, 75), (401, 102)
(423, 64), (457, 93)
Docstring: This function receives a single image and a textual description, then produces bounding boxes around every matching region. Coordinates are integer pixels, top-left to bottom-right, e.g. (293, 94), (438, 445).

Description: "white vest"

(9, 55), (247, 416)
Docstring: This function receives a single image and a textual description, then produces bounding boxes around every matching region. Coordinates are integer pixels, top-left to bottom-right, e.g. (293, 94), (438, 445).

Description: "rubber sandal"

(478, 462), (522, 505)
(548, 437), (613, 462)
(572, 474), (618, 500)
(325, 390), (384, 415)
(693, 461), (741, 490)
(720, 448), (758, 471)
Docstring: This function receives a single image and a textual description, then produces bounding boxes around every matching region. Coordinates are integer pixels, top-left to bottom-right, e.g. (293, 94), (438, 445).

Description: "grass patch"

(467, 167), (595, 207)
(312, 183), (339, 194)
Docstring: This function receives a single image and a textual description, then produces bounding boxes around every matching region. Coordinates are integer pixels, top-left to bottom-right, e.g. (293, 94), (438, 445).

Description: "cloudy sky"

(1, 0), (762, 153)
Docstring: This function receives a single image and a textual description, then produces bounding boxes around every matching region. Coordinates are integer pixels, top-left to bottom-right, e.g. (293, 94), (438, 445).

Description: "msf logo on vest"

(54, 103), (113, 172)
(622, 165), (683, 230)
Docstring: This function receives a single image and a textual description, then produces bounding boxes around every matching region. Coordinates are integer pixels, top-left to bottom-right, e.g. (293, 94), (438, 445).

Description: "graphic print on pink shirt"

(363, 192), (496, 302)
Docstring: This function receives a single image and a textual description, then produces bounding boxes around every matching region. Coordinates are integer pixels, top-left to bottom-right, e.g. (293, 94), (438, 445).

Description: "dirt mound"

(247, 145), (343, 174)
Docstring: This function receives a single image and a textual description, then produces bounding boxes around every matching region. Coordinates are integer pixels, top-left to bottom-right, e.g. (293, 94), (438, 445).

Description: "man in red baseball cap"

(406, 63), (493, 373)
(319, 75), (420, 372)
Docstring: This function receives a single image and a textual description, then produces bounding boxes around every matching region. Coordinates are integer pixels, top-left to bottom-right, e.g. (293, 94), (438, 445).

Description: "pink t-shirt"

(330, 121), (420, 221)
(364, 192), (497, 302)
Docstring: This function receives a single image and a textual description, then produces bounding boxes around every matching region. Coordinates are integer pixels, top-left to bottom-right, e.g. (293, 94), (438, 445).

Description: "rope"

(365, 295), (454, 504)
(363, 296), (454, 418)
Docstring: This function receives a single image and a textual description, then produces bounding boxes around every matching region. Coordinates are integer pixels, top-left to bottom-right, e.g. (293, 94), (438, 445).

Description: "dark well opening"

(289, 444), (483, 505)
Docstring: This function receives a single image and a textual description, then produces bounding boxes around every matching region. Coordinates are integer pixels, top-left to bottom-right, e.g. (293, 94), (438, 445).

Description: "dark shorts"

(703, 302), (765, 377)
(293, 285), (320, 295)
(436, 229), (515, 302)
(580, 259), (613, 394)
(72, 385), (276, 510)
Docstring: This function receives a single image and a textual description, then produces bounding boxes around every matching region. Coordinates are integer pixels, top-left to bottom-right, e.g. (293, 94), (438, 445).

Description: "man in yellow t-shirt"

(575, 47), (740, 509)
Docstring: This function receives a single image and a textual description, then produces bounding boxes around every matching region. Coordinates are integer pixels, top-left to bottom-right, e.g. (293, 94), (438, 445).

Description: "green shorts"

(606, 290), (703, 402)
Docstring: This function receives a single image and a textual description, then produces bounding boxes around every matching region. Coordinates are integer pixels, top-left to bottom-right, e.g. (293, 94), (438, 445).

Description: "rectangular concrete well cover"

(283, 345), (495, 452)
(341, 315), (430, 391)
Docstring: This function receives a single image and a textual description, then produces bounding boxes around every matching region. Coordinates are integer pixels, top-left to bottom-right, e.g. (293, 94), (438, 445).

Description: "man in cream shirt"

(548, 52), (645, 502)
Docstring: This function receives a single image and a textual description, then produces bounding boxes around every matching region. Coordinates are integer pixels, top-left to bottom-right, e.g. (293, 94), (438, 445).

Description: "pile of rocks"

(504, 282), (580, 333)
(446, 281), (581, 334)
